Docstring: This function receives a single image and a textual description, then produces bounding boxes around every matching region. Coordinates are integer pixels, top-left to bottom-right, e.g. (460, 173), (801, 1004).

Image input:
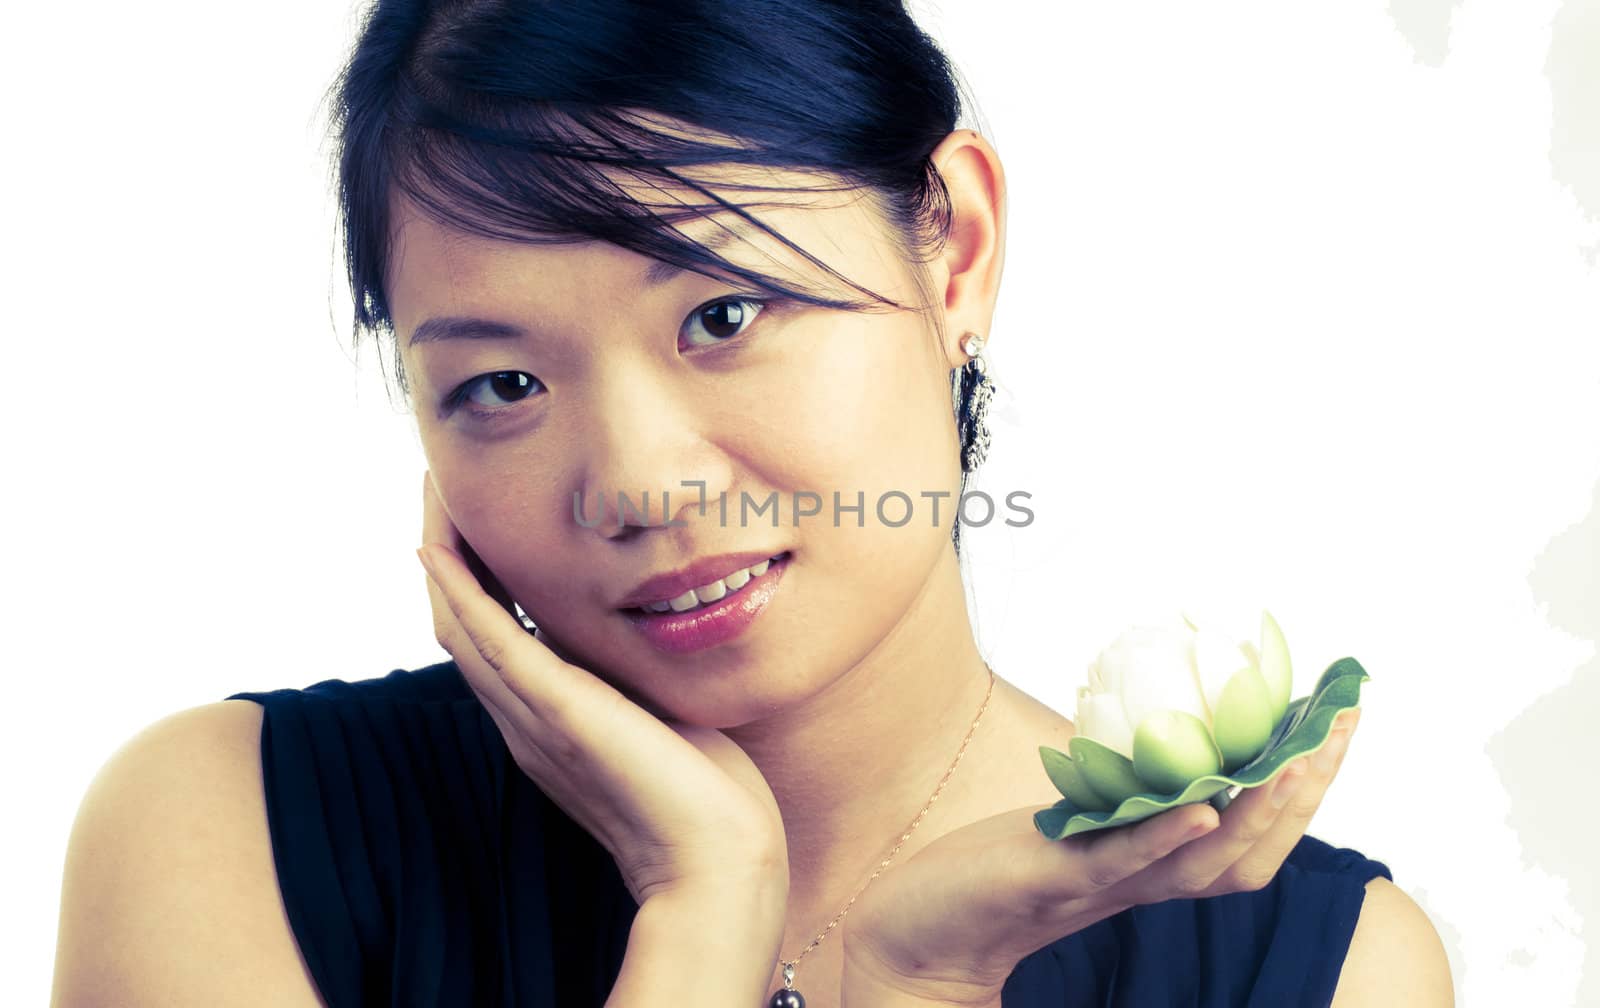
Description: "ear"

(927, 129), (1007, 369)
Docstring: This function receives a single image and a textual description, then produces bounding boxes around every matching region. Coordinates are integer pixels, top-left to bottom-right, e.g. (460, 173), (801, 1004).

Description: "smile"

(621, 551), (791, 654)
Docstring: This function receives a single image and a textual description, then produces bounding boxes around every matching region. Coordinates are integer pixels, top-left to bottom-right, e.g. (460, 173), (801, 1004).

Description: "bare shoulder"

(1329, 876), (1455, 1007)
(51, 699), (326, 1007)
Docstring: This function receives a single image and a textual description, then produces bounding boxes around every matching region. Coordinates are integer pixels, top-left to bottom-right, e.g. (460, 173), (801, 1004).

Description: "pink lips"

(621, 552), (790, 654)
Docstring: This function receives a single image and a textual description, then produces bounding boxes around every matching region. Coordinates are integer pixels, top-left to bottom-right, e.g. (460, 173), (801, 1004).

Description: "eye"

(439, 294), (779, 424)
(681, 295), (768, 349)
(442, 370), (544, 420)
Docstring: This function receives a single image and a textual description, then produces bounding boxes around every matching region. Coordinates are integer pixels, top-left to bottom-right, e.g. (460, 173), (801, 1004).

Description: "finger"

(1143, 707), (1361, 901)
(419, 472), (536, 734)
(418, 471), (571, 726)
(1203, 708), (1361, 895)
(414, 471), (762, 846)
(418, 538), (575, 720)
(1072, 802), (1220, 894)
(416, 527), (759, 861)
(417, 533), (637, 757)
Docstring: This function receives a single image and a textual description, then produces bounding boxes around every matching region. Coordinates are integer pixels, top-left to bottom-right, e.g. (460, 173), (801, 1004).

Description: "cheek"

(729, 320), (958, 598)
(422, 449), (572, 602)
(745, 322), (955, 503)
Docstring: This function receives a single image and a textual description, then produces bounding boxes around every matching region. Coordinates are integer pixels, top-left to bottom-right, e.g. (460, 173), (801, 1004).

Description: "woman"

(51, 1), (1452, 1005)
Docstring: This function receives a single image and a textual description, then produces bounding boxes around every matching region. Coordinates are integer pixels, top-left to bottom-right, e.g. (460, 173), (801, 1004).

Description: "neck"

(722, 544), (1002, 931)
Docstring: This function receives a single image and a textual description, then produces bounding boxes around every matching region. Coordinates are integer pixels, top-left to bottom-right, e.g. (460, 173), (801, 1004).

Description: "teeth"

(640, 553), (784, 614)
(694, 578), (728, 603)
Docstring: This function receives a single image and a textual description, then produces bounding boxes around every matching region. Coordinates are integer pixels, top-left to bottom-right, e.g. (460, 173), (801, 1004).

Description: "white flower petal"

(1101, 624), (1209, 732)
(1256, 609), (1294, 724)
(1076, 692), (1137, 760)
(1192, 625), (1253, 724)
(1087, 658), (1109, 694)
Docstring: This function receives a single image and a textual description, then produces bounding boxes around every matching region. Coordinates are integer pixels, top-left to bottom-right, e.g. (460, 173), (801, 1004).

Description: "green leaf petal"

(1258, 609), (1293, 723)
(1132, 710), (1223, 794)
(1211, 667), (1277, 772)
(1068, 735), (1147, 806)
(1039, 745), (1114, 811)
(1034, 658), (1370, 841)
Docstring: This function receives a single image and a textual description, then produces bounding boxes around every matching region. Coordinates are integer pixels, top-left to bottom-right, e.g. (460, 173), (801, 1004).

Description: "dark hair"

(328, 0), (986, 550)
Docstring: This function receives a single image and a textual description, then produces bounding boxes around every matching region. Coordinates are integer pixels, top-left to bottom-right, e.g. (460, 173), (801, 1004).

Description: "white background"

(7, 1), (1596, 1004)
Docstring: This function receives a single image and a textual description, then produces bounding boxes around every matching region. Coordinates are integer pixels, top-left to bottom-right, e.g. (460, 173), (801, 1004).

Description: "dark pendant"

(955, 357), (995, 473)
(767, 990), (805, 1008)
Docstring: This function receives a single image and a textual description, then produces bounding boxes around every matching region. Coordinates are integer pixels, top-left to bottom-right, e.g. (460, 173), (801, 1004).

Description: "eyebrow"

(407, 219), (761, 348)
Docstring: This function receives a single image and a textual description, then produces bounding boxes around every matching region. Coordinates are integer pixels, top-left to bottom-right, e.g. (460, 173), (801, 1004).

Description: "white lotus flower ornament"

(1035, 609), (1369, 840)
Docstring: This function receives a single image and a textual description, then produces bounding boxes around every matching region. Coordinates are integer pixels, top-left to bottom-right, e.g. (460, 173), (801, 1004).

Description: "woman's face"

(390, 169), (966, 727)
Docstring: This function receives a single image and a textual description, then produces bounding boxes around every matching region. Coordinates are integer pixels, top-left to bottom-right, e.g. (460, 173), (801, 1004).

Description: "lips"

(615, 549), (790, 609)
(621, 551), (791, 654)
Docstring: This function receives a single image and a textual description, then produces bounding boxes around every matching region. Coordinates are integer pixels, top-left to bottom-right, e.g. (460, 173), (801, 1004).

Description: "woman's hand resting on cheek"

(416, 471), (789, 907)
(839, 710), (1361, 1008)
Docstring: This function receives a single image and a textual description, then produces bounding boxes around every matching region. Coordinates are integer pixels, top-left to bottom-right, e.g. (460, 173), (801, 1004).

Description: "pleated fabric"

(225, 661), (636, 1007)
(225, 661), (1391, 1008)
(1000, 833), (1391, 1006)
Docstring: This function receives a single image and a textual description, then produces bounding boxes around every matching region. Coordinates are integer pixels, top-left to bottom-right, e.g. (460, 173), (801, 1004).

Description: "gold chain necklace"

(766, 663), (997, 1008)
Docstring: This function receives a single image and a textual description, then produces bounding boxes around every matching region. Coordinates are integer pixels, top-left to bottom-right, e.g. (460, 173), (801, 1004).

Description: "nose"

(573, 366), (734, 540)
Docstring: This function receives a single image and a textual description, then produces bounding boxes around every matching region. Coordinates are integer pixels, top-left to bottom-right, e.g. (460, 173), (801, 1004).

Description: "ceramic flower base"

(1034, 658), (1370, 841)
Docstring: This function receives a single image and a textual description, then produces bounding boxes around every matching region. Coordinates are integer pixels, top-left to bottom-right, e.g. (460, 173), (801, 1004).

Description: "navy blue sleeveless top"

(225, 661), (1392, 1007)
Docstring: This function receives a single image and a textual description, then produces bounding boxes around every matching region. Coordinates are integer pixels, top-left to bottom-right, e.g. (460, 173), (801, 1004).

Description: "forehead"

(383, 165), (902, 332)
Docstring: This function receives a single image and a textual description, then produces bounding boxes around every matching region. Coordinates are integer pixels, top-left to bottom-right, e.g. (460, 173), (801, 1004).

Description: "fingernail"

(1313, 730), (1348, 773)
(1271, 762), (1307, 809)
(417, 546), (438, 580)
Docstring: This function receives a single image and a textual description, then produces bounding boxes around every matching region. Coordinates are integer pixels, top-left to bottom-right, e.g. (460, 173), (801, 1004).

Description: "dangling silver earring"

(954, 331), (995, 472)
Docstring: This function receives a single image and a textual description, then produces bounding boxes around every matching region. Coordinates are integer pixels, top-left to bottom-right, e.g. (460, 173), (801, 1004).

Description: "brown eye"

(447, 370), (543, 419)
(682, 296), (766, 348)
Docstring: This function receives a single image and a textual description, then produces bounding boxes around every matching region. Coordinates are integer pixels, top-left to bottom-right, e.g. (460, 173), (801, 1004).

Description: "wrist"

(606, 884), (787, 1008)
(649, 871), (788, 927)
(658, 857), (789, 917)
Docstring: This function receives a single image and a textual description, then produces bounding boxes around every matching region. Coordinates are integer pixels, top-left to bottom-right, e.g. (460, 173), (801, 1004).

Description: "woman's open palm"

(418, 471), (788, 906)
(842, 710), (1361, 1005)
